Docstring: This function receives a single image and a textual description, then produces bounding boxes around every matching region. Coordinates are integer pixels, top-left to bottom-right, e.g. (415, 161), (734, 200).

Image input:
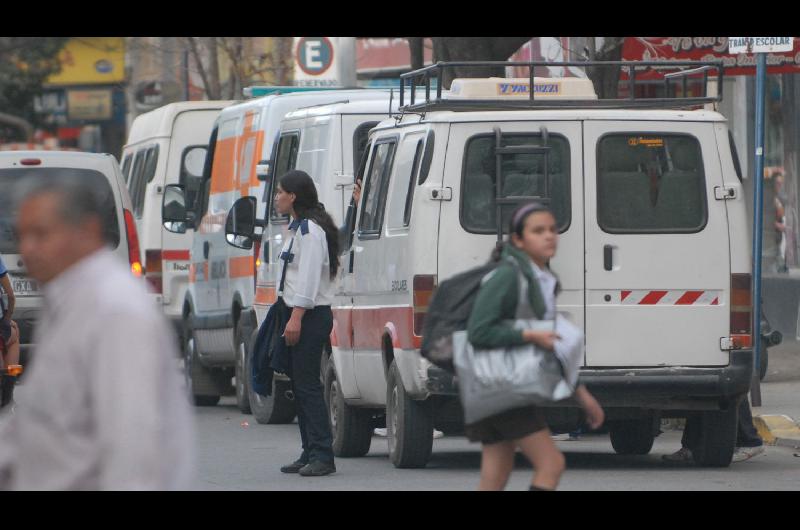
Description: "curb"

(753, 414), (800, 449)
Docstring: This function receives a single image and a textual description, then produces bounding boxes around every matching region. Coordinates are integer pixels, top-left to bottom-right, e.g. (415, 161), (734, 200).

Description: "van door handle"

(603, 245), (613, 271)
(204, 241), (210, 260)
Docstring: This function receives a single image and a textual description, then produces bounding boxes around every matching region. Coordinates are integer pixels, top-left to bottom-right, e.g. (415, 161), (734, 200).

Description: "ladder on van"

(492, 126), (553, 242)
(397, 60), (725, 112)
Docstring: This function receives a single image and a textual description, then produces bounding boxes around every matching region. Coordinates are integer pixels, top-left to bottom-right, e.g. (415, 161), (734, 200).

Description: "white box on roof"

(447, 77), (597, 100)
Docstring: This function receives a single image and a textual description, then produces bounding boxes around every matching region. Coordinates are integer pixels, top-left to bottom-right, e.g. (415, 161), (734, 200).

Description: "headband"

(511, 201), (550, 231)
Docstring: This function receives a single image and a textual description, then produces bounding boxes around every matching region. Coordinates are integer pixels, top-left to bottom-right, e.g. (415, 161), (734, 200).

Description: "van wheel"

(234, 318), (252, 414)
(386, 360), (433, 468)
(324, 356), (372, 457)
(691, 404), (738, 467)
(759, 341), (769, 381)
(609, 418), (657, 455)
(184, 326), (220, 407)
(245, 328), (296, 424)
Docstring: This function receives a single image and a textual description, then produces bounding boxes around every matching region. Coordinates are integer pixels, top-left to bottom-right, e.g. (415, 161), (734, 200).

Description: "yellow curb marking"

(754, 415), (800, 445)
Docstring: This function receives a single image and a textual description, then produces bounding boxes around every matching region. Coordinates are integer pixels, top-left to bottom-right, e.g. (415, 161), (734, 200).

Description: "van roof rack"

(398, 60), (724, 112)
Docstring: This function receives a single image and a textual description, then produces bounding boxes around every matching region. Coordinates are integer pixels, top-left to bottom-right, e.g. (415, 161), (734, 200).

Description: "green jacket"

(467, 245), (548, 349)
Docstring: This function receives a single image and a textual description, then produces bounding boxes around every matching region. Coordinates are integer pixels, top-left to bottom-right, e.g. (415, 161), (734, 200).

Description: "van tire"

(184, 325), (221, 407)
(386, 360), (433, 468)
(608, 419), (656, 455)
(324, 357), (372, 457)
(234, 318), (252, 414)
(245, 328), (296, 424)
(691, 404), (738, 467)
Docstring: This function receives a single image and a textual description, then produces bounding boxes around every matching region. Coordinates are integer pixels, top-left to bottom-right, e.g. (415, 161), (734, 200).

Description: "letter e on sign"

(296, 37), (334, 76)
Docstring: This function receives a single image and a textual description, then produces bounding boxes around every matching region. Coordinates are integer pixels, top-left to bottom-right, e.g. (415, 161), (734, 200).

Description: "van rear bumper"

(426, 350), (753, 410)
(578, 349), (753, 409)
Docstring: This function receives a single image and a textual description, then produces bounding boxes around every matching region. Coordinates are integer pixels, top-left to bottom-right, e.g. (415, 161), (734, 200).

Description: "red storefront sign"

(356, 38), (433, 72)
(623, 37), (800, 76)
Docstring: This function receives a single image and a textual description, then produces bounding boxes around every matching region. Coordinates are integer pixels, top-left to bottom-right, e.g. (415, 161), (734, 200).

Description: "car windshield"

(0, 167), (121, 254)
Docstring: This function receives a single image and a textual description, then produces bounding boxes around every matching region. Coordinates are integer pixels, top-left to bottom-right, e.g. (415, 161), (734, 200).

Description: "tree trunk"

(205, 37), (222, 100)
(408, 37), (424, 71)
(585, 37), (625, 99)
(431, 37), (531, 89)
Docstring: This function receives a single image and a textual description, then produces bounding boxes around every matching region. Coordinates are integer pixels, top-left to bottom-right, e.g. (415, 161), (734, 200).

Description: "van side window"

(353, 121), (380, 171)
(127, 149), (147, 211)
(359, 139), (397, 237)
(461, 133), (571, 233)
(269, 132), (300, 223)
(121, 155), (132, 184)
(180, 145), (207, 212)
(133, 145), (159, 218)
(417, 130), (435, 185)
(596, 134), (707, 233)
(728, 130), (744, 182)
(387, 135), (424, 230)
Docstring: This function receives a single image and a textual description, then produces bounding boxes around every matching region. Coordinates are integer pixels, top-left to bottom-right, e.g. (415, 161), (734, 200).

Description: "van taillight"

(253, 239), (262, 291)
(413, 275), (437, 336)
(730, 273), (752, 349)
(145, 249), (163, 294)
(124, 209), (143, 278)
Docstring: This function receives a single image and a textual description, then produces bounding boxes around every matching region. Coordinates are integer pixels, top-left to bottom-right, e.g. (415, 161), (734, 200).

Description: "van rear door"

(437, 121), (585, 333)
(583, 121), (730, 367)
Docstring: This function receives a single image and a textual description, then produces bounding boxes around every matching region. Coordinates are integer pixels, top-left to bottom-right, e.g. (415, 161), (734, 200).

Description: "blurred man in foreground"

(0, 176), (194, 490)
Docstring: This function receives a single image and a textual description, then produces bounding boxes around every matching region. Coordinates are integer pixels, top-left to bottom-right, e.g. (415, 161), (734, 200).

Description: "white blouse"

(278, 218), (335, 309)
(530, 261), (557, 320)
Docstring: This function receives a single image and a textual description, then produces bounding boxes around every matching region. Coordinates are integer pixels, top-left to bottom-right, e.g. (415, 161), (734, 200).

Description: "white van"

(163, 89), (391, 409)
(0, 151), (143, 364)
(222, 97), (397, 424)
(121, 101), (233, 333)
(240, 64), (750, 468)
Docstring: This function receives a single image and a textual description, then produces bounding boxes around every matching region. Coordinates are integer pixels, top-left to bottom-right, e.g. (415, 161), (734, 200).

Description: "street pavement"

(7, 341), (799, 490)
(191, 343), (800, 491)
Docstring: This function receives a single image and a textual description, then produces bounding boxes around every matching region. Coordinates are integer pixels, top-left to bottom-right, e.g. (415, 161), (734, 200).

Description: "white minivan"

(163, 89), (390, 409)
(223, 97), (397, 424)
(0, 151), (143, 364)
(225, 63), (754, 468)
(121, 101), (234, 335)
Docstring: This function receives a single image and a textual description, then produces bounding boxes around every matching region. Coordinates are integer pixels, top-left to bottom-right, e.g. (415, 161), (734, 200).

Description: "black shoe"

(280, 460), (307, 474)
(298, 460), (336, 477)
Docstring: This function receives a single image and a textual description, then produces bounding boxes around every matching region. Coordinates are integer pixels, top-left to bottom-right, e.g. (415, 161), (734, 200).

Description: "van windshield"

(0, 168), (121, 254)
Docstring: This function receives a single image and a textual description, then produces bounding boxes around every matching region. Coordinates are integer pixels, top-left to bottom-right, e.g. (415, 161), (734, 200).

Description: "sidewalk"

(753, 339), (800, 449)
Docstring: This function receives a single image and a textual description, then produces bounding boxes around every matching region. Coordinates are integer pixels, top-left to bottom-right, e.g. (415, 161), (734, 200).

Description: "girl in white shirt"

(273, 170), (339, 477)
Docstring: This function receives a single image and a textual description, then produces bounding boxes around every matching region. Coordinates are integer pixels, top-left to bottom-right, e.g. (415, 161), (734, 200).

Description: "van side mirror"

(162, 184), (194, 234)
(257, 159), (272, 182)
(226, 196), (258, 249)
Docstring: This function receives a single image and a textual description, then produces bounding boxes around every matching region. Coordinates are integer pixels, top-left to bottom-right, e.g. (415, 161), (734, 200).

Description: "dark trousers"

(288, 305), (335, 464)
(682, 396), (763, 449)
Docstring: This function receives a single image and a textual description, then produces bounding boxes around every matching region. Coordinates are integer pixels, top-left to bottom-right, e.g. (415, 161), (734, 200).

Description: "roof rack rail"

(398, 60), (724, 112)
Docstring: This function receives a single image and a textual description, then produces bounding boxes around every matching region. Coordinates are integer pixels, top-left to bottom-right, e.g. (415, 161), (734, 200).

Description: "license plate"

(11, 277), (39, 296)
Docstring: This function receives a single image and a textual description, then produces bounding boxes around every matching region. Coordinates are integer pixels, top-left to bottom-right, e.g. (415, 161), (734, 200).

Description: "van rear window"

(461, 133), (571, 234)
(596, 134), (707, 233)
(0, 168), (121, 254)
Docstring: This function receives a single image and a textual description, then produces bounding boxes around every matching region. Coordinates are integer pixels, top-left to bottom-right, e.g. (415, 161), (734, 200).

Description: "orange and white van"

(164, 89), (390, 409)
(121, 101), (233, 335)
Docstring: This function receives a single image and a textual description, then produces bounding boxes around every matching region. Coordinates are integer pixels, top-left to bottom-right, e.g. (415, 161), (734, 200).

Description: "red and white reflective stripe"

(620, 290), (720, 306)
